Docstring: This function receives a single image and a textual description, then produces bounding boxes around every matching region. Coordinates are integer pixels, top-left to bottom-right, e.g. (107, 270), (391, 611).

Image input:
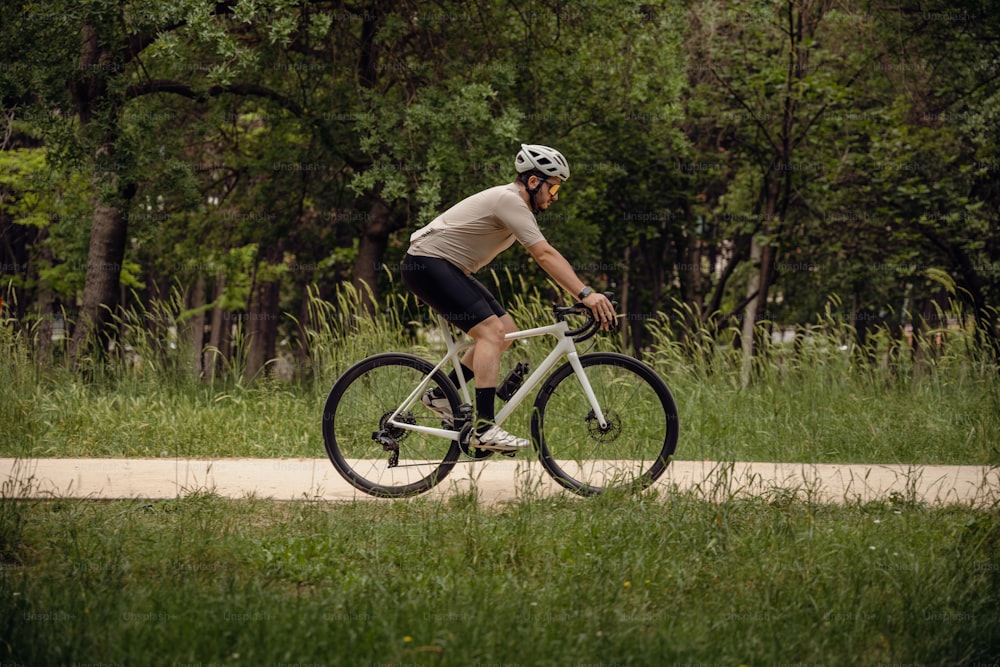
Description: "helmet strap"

(521, 172), (545, 214)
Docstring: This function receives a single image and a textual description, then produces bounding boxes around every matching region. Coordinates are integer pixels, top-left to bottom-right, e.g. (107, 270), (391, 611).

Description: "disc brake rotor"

(585, 409), (622, 443)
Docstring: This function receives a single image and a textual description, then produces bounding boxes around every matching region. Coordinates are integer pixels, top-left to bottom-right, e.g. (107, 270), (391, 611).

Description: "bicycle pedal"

(499, 450), (517, 458)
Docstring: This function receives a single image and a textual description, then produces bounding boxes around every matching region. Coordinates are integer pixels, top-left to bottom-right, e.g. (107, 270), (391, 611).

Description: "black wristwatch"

(578, 286), (594, 300)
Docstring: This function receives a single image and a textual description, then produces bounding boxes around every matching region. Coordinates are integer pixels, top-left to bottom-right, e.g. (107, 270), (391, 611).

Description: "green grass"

(2, 289), (998, 464)
(2, 482), (999, 666)
(3, 289), (999, 665)
(669, 365), (1000, 464)
(3, 365), (995, 464)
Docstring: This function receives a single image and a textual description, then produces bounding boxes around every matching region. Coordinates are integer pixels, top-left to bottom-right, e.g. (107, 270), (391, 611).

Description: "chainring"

(457, 422), (494, 460)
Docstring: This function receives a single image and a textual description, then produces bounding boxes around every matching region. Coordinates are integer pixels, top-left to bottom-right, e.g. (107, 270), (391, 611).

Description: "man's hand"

(582, 291), (617, 330)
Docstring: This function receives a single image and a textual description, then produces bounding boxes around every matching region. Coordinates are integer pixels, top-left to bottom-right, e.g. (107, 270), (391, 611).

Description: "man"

(400, 143), (617, 451)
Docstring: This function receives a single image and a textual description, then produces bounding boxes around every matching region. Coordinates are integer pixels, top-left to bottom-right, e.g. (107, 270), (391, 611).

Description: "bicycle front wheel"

(531, 352), (679, 496)
(322, 353), (462, 498)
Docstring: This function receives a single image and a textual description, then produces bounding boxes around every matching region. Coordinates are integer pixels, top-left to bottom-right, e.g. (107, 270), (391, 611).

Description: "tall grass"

(645, 297), (1000, 464)
(303, 282), (419, 386)
(1, 285), (997, 463)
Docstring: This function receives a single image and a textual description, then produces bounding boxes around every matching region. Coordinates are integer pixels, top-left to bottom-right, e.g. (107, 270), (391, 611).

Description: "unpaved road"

(3, 457), (997, 505)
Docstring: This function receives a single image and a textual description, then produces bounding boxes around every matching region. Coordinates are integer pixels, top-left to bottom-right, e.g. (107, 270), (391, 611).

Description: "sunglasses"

(542, 179), (561, 196)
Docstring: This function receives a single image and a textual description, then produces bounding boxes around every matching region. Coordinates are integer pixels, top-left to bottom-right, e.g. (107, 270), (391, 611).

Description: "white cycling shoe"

(421, 388), (453, 422)
(472, 424), (531, 452)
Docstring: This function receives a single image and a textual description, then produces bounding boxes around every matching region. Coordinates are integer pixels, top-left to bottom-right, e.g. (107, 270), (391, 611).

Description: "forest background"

(1, 0), (999, 382)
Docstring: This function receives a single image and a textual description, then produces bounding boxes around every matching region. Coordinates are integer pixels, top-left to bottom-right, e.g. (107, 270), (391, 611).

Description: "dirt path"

(3, 457), (997, 505)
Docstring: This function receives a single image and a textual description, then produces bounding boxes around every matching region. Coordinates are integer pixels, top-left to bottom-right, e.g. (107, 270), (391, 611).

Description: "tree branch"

(122, 1), (238, 64)
(703, 233), (753, 320)
(125, 80), (304, 116)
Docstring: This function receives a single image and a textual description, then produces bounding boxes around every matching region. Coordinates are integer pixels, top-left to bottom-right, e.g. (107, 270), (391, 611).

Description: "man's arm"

(525, 241), (617, 327)
(525, 240), (587, 296)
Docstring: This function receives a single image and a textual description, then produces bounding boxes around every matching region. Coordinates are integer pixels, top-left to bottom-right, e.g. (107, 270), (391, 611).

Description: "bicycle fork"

(491, 331), (610, 430)
(566, 351), (610, 428)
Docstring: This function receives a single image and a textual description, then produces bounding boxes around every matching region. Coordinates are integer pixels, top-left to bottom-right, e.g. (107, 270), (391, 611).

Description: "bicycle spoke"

(533, 353), (678, 495)
(323, 354), (461, 497)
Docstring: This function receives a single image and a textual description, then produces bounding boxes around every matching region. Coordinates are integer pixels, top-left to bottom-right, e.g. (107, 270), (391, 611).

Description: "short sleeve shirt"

(406, 183), (546, 274)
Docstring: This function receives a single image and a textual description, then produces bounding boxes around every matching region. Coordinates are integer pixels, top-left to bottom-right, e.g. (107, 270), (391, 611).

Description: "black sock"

(475, 387), (496, 431)
(430, 363), (473, 399)
(449, 363), (474, 388)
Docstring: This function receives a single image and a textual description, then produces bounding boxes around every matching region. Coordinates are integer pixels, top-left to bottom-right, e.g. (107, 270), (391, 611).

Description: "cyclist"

(400, 143), (617, 452)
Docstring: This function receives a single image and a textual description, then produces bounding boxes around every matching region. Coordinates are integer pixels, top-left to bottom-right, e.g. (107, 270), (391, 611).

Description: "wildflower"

(624, 581), (631, 588)
(403, 636), (413, 643)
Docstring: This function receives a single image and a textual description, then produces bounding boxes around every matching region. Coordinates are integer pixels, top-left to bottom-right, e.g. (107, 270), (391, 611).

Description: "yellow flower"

(403, 636), (413, 643)
(623, 581), (631, 588)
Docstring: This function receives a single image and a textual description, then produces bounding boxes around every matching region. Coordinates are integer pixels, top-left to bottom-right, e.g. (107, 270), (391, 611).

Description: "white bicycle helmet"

(515, 143), (570, 180)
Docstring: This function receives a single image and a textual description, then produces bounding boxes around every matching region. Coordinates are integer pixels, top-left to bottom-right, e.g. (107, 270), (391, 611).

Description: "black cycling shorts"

(400, 253), (505, 332)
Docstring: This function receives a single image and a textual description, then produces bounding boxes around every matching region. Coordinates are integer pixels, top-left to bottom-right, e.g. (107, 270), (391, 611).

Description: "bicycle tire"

(322, 353), (463, 498)
(531, 352), (679, 496)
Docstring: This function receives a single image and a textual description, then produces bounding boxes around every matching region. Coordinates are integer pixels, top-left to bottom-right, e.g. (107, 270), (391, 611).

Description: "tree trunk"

(206, 273), (230, 382)
(620, 244), (634, 355)
(682, 216), (703, 311)
(245, 277), (281, 381)
(67, 183), (134, 368)
(740, 173), (779, 387)
(27, 224), (56, 366)
(66, 21), (135, 369)
(351, 198), (395, 313)
(740, 237), (764, 387)
(182, 275), (207, 378)
(293, 284), (313, 381)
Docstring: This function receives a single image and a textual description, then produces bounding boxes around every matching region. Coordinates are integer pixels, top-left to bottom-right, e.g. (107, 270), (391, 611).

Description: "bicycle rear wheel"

(531, 352), (679, 496)
(322, 353), (462, 498)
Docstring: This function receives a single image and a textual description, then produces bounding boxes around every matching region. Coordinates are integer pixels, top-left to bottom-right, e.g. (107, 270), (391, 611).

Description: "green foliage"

(0, 149), (53, 229)
(0, 147), (93, 299)
(2, 0), (999, 372)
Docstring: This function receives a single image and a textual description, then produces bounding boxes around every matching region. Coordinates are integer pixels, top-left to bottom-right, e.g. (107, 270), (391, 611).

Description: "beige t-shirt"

(407, 183), (546, 274)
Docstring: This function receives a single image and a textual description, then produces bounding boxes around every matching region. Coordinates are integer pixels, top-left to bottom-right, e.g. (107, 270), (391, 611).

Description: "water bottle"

(497, 362), (530, 401)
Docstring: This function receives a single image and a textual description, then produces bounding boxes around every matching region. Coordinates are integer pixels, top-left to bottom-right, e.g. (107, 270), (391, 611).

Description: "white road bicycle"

(321, 294), (679, 498)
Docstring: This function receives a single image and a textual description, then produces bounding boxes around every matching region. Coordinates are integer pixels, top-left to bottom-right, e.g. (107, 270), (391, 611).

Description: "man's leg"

(427, 315), (514, 425)
(461, 313), (517, 388)
(467, 314), (529, 450)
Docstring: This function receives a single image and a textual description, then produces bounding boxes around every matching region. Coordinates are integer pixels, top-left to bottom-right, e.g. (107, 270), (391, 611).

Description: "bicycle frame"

(384, 314), (609, 441)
